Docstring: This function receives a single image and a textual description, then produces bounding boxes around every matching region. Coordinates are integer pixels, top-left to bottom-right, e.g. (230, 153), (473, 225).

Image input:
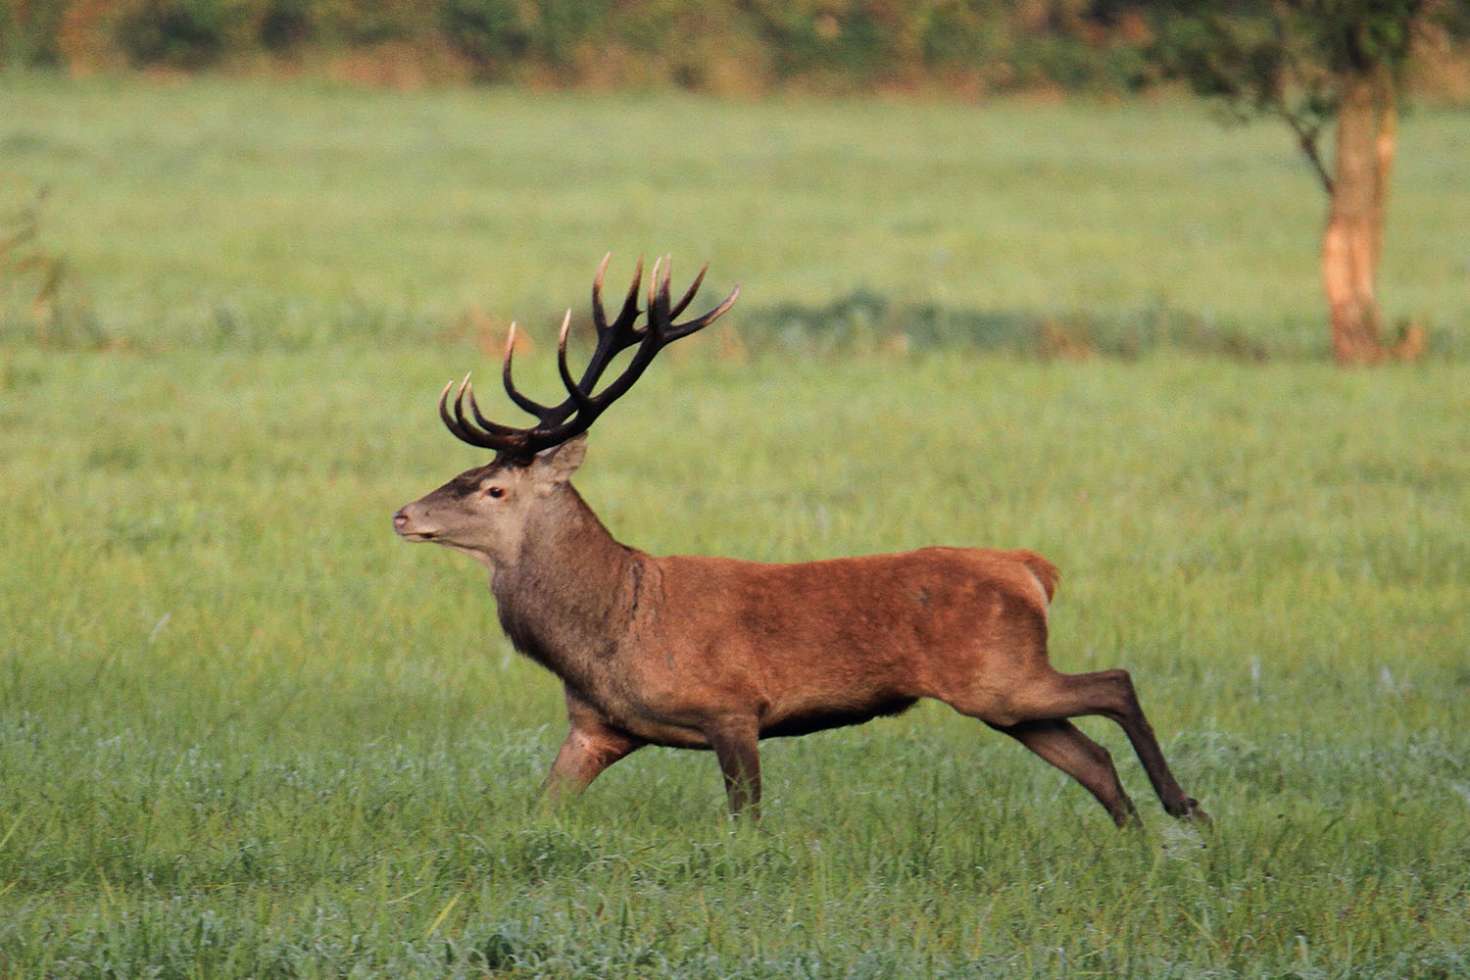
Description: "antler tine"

(437, 379), (476, 444)
(555, 308), (593, 414)
(465, 380), (525, 438)
(452, 374), (487, 438)
(646, 255), (663, 311)
(500, 322), (556, 420)
(610, 255), (644, 341)
(438, 375), (519, 451)
(662, 254), (675, 312)
(648, 254), (674, 337)
(591, 252), (612, 333)
(667, 262), (708, 320)
(665, 283), (741, 341)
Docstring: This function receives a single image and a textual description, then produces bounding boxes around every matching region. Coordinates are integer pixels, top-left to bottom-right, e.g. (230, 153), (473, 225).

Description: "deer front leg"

(541, 691), (644, 803)
(704, 716), (762, 819)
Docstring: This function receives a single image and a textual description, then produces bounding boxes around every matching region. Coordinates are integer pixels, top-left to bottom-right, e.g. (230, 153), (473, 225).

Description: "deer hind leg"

(950, 667), (1207, 824)
(1019, 668), (1206, 822)
(991, 719), (1139, 827)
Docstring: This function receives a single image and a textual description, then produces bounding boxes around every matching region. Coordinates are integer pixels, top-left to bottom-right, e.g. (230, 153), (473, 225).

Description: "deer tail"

(1015, 551), (1060, 604)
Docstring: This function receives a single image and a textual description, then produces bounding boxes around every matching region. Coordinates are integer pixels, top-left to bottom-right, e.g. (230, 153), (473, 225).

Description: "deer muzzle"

(392, 505), (438, 542)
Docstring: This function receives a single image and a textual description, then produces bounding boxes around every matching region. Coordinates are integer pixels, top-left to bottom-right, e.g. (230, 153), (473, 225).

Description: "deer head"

(393, 255), (739, 566)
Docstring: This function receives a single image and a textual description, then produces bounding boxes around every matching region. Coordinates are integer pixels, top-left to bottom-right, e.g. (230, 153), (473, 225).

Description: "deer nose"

(392, 508), (410, 531)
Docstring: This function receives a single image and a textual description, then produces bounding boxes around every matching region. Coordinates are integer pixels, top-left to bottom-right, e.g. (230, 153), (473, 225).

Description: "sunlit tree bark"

(1321, 68), (1385, 362)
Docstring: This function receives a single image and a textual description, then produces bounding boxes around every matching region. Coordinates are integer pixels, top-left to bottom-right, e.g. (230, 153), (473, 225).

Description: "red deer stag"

(394, 255), (1208, 826)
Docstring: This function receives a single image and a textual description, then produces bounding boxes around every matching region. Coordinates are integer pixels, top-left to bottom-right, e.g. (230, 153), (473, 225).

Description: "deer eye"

(486, 486), (505, 499)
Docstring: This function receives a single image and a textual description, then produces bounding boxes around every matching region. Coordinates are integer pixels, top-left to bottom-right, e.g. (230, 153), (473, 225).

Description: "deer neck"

(489, 484), (640, 688)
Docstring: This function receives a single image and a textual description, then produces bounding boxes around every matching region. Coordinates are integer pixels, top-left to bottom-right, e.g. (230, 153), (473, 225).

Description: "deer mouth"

(393, 508), (440, 542)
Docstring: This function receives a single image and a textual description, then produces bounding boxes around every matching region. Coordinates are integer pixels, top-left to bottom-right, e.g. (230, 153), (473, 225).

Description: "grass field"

(2, 76), (1469, 976)
(3, 74), (1469, 356)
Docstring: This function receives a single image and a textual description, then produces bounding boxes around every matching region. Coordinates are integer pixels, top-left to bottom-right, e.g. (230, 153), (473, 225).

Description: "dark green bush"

(920, 2), (1004, 70)
(1011, 34), (1149, 91)
(312, 0), (430, 46)
(532, 0), (606, 69)
(113, 0), (247, 69)
(255, 0), (313, 51)
(747, 1), (907, 86)
(439, 0), (529, 75)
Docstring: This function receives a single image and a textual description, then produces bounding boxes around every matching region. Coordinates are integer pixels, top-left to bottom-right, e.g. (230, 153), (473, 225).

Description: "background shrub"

(438, 0), (529, 78)
(4, 0), (1467, 98)
(112, 0), (250, 69)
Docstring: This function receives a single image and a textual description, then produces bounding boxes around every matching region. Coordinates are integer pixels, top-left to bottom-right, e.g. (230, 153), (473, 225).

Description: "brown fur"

(394, 438), (1207, 826)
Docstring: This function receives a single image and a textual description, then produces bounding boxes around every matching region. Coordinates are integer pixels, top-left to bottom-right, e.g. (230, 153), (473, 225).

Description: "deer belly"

(598, 705), (713, 750)
(759, 695), (918, 738)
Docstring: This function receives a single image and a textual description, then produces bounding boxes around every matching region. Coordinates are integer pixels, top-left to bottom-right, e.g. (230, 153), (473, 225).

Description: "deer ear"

(532, 433), (587, 486)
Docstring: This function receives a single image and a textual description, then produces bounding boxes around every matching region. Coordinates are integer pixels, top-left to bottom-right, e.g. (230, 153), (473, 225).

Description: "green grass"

(1, 76), (1469, 976)
(2, 74), (1468, 355)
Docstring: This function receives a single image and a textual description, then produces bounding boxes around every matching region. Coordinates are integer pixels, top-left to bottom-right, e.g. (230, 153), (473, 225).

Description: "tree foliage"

(1146, 2), (1467, 190)
(1143, 1), (1469, 363)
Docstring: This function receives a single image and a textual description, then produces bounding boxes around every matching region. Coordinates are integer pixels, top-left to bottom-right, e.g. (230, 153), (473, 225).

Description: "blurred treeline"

(6, 0), (1465, 97)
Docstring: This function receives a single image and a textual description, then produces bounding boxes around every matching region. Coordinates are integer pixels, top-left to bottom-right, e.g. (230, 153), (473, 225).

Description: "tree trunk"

(1321, 70), (1388, 364)
(1369, 63), (1397, 274)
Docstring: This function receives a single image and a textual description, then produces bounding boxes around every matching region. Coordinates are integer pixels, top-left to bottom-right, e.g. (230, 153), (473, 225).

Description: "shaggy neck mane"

(489, 483), (639, 690)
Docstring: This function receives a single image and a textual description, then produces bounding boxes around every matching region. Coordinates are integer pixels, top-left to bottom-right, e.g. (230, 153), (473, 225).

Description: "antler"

(439, 254), (739, 460)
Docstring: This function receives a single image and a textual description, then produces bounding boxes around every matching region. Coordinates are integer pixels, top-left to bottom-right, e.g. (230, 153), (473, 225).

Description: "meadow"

(1, 76), (1468, 976)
